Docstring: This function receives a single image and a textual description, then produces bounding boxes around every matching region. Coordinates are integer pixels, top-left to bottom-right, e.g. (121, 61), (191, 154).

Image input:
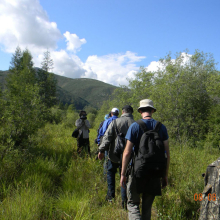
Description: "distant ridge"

(0, 70), (117, 109)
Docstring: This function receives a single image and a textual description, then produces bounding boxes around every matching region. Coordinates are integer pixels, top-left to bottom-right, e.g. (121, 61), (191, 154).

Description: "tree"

(112, 50), (220, 145)
(9, 46), (22, 74)
(3, 48), (46, 147)
(41, 50), (53, 73)
(37, 50), (57, 108)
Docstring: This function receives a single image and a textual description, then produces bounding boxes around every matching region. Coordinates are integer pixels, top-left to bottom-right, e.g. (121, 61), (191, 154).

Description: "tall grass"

(155, 143), (218, 219)
(0, 120), (219, 219)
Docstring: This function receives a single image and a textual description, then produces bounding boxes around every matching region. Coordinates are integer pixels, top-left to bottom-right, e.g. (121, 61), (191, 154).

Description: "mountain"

(0, 70), (117, 109)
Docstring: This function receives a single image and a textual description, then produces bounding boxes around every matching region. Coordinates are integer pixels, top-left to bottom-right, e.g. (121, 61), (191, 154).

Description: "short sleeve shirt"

(125, 118), (169, 148)
(125, 118), (169, 196)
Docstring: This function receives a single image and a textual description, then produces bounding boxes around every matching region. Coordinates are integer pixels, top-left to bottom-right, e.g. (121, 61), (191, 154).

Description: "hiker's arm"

(120, 140), (133, 188)
(84, 119), (91, 129)
(163, 139), (170, 188)
(75, 119), (84, 128)
(98, 122), (115, 153)
(97, 120), (107, 145)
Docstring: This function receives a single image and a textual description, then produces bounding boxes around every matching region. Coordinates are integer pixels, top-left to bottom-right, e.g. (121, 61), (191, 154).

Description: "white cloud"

(0, 0), (62, 54)
(146, 52), (192, 72)
(64, 31), (86, 53)
(0, 0), (147, 86)
(34, 50), (86, 78)
(83, 51), (146, 85)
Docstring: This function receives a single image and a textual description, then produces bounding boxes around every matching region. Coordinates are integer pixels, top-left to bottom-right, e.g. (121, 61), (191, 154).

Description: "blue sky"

(0, 0), (219, 86)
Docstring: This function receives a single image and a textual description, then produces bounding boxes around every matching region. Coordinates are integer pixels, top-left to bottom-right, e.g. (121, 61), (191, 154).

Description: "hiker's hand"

(162, 176), (168, 188)
(120, 175), (127, 189)
(98, 152), (104, 160)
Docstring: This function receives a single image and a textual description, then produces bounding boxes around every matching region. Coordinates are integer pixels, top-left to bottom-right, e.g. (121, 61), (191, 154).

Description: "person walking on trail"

(95, 113), (111, 160)
(95, 113), (111, 145)
(98, 105), (135, 209)
(75, 110), (91, 156)
(120, 99), (170, 220)
(97, 108), (119, 178)
(97, 108), (119, 146)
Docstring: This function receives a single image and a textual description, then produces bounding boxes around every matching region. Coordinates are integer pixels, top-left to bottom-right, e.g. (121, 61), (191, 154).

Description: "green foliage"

(155, 144), (218, 220)
(112, 50), (220, 145)
(55, 75), (117, 109)
(41, 50), (54, 73)
(1, 69), (117, 110)
(37, 50), (57, 109)
(37, 69), (57, 109)
(0, 187), (46, 220)
(1, 121), (218, 220)
(87, 113), (96, 128)
(61, 111), (78, 128)
(3, 48), (47, 147)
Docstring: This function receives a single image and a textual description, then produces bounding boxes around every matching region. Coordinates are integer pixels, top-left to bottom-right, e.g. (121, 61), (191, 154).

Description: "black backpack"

(134, 120), (167, 180)
(113, 120), (126, 163)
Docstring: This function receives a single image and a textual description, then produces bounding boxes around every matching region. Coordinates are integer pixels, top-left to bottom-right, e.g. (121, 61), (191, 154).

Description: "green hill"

(0, 70), (117, 109)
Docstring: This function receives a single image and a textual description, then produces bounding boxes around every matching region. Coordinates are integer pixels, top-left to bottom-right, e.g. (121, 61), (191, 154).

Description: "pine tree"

(37, 50), (57, 108)
(4, 48), (46, 147)
(41, 50), (53, 73)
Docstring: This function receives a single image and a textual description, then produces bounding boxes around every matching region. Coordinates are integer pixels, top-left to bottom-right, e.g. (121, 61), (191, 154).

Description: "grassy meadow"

(0, 116), (219, 220)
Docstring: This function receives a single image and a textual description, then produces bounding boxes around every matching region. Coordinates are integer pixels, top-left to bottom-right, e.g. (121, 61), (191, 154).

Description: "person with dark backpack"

(98, 105), (135, 209)
(120, 99), (170, 220)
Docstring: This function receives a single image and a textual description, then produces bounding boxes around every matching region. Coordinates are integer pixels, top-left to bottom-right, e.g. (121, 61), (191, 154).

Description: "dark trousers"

(106, 159), (127, 206)
(77, 136), (90, 156)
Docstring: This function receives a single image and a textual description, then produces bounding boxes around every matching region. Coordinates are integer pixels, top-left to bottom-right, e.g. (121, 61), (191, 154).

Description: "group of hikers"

(74, 99), (170, 220)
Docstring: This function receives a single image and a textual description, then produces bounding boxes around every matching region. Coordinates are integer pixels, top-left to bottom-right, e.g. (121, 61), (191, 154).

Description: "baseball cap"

(122, 105), (133, 113)
(111, 108), (119, 113)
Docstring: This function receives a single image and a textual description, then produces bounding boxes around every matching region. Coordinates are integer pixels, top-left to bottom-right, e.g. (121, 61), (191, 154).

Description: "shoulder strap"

(136, 120), (148, 132)
(114, 119), (119, 135)
(154, 121), (162, 132)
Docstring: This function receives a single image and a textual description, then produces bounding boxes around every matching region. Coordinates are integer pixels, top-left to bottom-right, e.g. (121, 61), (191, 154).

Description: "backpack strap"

(113, 119), (119, 135)
(154, 121), (162, 132)
(136, 120), (148, 132)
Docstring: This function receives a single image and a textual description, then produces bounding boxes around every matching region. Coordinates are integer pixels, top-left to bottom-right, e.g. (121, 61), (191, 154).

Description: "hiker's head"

(138, 99), (156, 114)
(104, 114), (110, 120)
(122, 105), (133, 114)
(111, 108), (119, 116)
(79, 110), (87, 119)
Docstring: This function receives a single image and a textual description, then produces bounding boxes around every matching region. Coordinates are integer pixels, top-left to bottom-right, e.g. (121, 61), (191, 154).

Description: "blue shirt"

(97, 115), (118, 144)
(125, 119), (169, 149)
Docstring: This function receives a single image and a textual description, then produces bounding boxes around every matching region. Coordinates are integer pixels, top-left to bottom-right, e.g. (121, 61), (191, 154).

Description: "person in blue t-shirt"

(120, 99), (170, 220)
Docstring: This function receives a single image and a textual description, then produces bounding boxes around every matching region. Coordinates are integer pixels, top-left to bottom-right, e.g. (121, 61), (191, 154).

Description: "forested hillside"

(0, 70), (117, 110)
(1, 49), (220, 219)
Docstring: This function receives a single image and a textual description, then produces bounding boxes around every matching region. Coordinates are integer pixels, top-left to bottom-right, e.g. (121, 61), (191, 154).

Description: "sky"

(0, 0), (219, 86)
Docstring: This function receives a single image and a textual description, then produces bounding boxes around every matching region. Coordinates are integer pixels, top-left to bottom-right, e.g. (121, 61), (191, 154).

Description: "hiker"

(95, 113), (111, 145)
(95, 113), (111, 160)
(98, 105), (135, 209)
(97, 108), (119, 146)
(75, 110), (91, 156)
(120, 99), (170, 220)
(97, 108), (119, 179)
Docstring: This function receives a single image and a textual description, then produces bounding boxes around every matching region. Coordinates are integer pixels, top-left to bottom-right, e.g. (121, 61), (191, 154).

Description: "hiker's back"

(134, 119), (167, 191)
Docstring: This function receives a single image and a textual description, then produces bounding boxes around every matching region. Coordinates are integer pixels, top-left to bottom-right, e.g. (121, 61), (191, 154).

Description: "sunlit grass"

(0, 119), (219, 219)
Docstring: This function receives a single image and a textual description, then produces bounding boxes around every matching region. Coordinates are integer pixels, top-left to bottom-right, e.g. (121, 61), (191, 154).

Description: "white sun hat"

(138, 99), (156, 112)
